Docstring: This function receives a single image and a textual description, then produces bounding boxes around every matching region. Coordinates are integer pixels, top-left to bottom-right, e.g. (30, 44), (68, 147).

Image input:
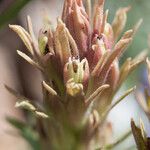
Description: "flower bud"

(89, 35), (106, 70)
(66, 79), (83, 96)
(90, 9), (114, 70)
(38, 26), (55, 55)
(98, 10), (114, 50)
(38, 30), (48, 55)
(64, 58), (89, 87)
(62, 0), (91, 58)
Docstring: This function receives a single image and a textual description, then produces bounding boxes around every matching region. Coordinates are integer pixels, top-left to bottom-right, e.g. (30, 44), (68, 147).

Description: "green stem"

(97, 130), (132, 150)
(100, 86), (136, 125)
(0, 0), (31, 29)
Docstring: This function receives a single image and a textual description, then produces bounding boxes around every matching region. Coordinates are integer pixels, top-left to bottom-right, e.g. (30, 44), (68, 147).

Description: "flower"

(8, 0), (147, 149)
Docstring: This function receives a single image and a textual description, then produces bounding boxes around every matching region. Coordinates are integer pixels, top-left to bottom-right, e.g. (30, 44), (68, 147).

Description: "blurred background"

(0, 0), (150, 149)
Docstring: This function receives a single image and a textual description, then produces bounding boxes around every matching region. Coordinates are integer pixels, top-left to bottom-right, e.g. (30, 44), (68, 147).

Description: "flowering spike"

(8, 0), (147, 149)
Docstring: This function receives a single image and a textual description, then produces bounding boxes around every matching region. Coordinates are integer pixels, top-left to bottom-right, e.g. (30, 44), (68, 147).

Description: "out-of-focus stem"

(97, 130), (132, 150)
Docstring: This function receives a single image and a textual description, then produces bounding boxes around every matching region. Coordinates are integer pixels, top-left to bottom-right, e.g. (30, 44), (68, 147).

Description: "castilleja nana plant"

(7, 0), (148, 149)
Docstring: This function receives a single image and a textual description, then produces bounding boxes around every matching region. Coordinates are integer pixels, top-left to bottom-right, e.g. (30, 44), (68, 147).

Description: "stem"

(100, 86), (136, 124)
(97, 130), (132, 150)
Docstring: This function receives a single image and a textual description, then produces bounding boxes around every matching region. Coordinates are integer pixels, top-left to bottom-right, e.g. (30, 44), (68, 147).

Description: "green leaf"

(7, 117), (41, 150)
(0, 0), (31, 29)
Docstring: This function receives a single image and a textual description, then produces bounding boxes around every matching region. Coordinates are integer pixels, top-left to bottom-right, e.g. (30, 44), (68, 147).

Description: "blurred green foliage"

(0, 0), (31, 29)
(7, 117), (41, 150)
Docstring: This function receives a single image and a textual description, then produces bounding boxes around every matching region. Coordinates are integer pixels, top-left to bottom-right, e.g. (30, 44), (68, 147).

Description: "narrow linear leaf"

(101, 86), (136, 123)
(42, 81), (58, 96)
(97, 130), (132, 150)
(9, 25), (33, 54)
(5, 84), (23, 98)
(7, 117), (41, 150)
(35, 111), (49, 119)
(17, 50), (43, 71)
(132, 19), (143, 36)
(15, 100), (36, 111)
(27, 15), (36, 41)
(85, 84), (110, 105)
